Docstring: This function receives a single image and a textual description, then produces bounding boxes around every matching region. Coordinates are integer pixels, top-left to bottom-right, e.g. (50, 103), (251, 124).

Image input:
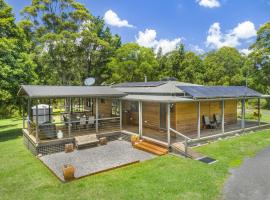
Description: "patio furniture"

(214, 114), (222, 127)
(65, 143), (74, 153)
(99, 137), (107, 145)
(88, 116), (95, 128)
(38, 122), (57, 139)
(79, 116), (87, 130)
(75, 134), (99, 149)
(62, 164), (75, 181)
(203, 115), (216, 129)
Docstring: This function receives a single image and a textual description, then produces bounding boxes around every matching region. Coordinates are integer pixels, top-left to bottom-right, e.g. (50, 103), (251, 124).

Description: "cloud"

(196, 0), (220, 8)
(104, 10), (134, 28)
(232, 21), (257, 39)
(240, 48), (252, 55)
(206, 21), (257, 49)
(136, 29), (182, 54)
(189, 44), (205, 54)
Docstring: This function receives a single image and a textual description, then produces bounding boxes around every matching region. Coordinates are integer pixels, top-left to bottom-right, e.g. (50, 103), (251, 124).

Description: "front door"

(160, 103), (167, 130)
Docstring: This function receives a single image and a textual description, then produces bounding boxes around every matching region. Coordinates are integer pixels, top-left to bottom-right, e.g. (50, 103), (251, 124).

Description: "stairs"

(171, 142), (203, 159)
(133, 140), (168, 156)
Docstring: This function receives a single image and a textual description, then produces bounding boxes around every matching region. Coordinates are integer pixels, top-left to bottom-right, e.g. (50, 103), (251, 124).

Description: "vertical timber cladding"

(122, 101), (176, 130)
(175, 100), (238, 135)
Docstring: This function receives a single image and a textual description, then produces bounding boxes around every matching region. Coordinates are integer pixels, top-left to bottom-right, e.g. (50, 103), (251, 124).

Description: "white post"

(138, 101), (143, 138)
(167, 103), (171, 146)
(35, 102), (39, 142)
(119, 100), (122, 131)
(222, 100), (225, 133)
(68, 98), (71, 137)
(197, 101), (201, 139)
(96, 98), (99, 134)
(27, 98), (31, 133)
(241, 98), (245, 130)
(258, 98), (261, 126)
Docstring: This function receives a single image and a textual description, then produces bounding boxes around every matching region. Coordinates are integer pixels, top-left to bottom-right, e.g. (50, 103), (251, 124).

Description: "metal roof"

(114, 81), (200, 95)
(113, 81), (167, 87)
(178, 86), (262, 99)
(17, 85), (126, 98)
(122, 94), (194, 103)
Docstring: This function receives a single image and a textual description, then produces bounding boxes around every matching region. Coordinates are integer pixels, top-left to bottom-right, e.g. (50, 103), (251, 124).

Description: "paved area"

(223, 147), (270, 200)
(40, 140), (156, 181)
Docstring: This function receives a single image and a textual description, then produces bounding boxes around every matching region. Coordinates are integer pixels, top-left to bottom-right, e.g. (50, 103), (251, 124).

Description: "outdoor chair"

(214, 114), (222, 127)
(88, 116), (95, 128)
(202, 115), (216, 129)
(79, 117), (87, 130)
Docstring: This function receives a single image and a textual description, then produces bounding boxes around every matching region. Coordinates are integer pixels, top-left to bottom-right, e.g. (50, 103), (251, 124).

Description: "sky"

(6, 0), (270, 54)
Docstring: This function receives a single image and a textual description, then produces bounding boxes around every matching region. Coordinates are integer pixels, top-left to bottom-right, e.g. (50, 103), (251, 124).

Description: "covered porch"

(18, 85), (126, 155)
(121, 90), (270, 147)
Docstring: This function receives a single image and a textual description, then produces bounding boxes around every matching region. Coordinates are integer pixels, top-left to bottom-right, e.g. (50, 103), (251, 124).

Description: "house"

(18, 81), (270, 155)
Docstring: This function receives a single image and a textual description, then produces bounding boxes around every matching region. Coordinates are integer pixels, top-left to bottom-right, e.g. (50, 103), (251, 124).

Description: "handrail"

(169, 128), (191, 157)
(169, 128), (191, 140)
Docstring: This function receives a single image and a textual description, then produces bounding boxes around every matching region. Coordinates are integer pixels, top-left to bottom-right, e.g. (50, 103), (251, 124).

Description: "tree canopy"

(1, 0), (270, 116)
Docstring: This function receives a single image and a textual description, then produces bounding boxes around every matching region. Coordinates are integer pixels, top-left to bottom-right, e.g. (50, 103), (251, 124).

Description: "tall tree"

(203, 47), (245, 86)
(106, 43), (159, 83)
(21, 0), (120, 85)
(0, 0), (36, 116)
(179, 51), (204, 84)
(249, 22), (270, 94)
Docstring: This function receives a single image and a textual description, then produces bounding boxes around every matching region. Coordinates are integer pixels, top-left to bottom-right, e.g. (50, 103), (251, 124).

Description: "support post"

(138, 101), (143, 138)
(258, 98), (261, 127)
(167, 103), (171, 146)
(68, 98), (72, 137)
(35, 102), (39, 142)
(119, 100), (122, 131)
(27, 98), (31, 132)
(221, 100), (225, 133)
(22, 104), (25, 129)
(197, 101), (201, 139)
(241, 98), (246, 130)
(48, 99), (51, 123)
(96, 98), (99, 134)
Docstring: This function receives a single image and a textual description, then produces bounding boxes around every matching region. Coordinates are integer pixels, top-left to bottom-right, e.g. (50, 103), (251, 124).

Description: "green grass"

(1, 118), (270, 200)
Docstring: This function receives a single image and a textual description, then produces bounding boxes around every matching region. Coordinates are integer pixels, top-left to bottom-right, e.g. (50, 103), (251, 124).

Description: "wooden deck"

(123, 120), (269, 144)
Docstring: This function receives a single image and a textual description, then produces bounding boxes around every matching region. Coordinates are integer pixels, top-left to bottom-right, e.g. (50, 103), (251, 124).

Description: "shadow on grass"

(0, 128), (22, 142)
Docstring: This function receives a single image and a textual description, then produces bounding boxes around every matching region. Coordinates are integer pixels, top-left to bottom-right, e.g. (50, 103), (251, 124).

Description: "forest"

(0, 0), (270, 117)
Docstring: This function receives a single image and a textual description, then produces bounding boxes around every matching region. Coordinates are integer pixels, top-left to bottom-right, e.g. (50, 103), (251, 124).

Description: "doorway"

(160, 103), (167, 130)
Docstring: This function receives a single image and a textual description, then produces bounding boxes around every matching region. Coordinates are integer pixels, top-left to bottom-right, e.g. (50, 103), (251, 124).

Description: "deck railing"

(25, 116), (121, 143)
(169, 128), (191, 157)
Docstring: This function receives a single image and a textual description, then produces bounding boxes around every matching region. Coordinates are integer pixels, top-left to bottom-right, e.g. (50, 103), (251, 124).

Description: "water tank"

(32, 104), (53, 124)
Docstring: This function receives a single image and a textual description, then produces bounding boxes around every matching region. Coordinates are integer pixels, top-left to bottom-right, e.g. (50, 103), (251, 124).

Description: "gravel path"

(223, 147), (270, 200)
(40, 140), (156, 181)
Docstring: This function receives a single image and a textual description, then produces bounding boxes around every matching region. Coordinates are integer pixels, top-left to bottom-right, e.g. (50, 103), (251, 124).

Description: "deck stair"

(133, 140), (168, 156)
(171, 142), (203, 159)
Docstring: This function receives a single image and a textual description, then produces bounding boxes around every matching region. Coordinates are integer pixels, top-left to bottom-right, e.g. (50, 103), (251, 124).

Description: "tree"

(179, 51), (204, 84)
(203, 47), (245, 86)
(0, 0), (36, 116)
(106, 43), (159, 83)
(249, 22), (270, 94)
(21, 0), (120, 85)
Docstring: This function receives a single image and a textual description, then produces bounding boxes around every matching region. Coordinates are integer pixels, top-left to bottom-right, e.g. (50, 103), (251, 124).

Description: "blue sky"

(6, 0), (270, 54)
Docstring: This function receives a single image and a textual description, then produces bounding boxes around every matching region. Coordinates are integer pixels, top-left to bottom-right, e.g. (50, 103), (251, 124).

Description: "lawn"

(1, 118), (270, 200)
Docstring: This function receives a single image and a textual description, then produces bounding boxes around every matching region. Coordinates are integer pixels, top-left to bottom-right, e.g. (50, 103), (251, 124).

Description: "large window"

(112, 100), (120, 116)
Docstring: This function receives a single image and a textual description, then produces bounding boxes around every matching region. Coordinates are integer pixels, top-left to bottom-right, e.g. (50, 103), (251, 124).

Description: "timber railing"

(169, 128), (192, 157)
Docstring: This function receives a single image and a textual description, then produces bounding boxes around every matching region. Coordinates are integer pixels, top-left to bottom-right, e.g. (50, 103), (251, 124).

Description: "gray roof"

(122, 94), (194, 103)
(178, 86), (262, 99)
(113, 81), (199, 95)
(18, 85), (126, 98)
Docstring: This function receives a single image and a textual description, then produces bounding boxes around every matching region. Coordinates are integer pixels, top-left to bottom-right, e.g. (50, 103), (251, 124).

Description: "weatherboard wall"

(174, 100), (237, 135)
